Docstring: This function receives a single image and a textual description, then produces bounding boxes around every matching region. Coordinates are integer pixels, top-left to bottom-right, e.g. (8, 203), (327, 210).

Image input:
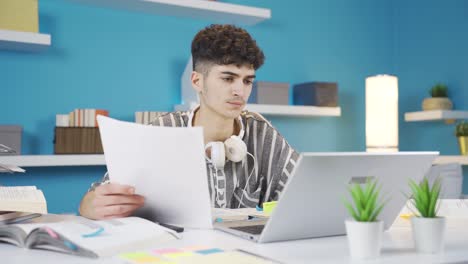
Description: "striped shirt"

(93, 110), (299, 208)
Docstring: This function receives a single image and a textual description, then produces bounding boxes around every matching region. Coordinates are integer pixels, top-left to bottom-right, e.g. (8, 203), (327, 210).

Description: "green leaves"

(408, 177), (442, 218)
(430, 83), (448, 98)
(343, 179), (385, 222)
(455, 121), (468, 137)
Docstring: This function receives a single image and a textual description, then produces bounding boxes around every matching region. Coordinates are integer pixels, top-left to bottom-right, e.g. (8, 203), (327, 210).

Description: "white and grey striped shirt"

(93, 110), (299, 208)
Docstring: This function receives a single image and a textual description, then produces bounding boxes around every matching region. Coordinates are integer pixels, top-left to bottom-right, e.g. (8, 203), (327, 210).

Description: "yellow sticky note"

(262, 201), (277, 215)
(120, 252), (149, 259)
(400, 213), (414, 220)
(119, 252), (164, 263)
(163, 252), (194, 259)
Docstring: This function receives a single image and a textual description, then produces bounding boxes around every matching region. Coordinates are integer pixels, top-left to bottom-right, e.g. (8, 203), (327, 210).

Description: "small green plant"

(429, 83), (448, 98)
(456, 121), (468, 137)
(343, 179), (385, 222)
(407, 177), (442, 218)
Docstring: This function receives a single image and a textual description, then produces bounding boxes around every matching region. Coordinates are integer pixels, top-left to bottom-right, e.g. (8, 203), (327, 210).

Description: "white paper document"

(0, 164), (25, 173)
(392, 199), (468, 229)
(97, 115), (212, 229)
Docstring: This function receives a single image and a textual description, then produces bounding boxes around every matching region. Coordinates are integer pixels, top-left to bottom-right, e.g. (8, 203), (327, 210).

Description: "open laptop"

(215, 152), (438, 243)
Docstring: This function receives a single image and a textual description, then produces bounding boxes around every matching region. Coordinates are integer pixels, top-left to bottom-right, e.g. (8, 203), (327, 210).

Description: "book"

(135, 111), (167, 125)
(0, 186), (47, 214)
(0, 0), (39, 33)
(0, 215), (179, 258)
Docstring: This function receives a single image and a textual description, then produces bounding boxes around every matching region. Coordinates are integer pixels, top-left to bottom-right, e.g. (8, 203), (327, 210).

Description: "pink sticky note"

(181, 245), (211, 251)
(43, 227), (59, 239)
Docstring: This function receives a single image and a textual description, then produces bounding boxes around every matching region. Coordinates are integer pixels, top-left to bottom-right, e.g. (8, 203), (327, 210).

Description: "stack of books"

(0, 185), (47, 217)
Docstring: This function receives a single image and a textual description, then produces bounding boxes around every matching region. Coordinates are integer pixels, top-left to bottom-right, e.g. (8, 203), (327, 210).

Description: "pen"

(159, 222), (184, 233)
(236, 249), (283, 263)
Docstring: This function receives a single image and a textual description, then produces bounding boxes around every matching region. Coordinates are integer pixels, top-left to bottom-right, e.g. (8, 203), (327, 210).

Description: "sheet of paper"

(0, 164), (25, 173)
(97, 116), (212, 229)
(392, 199), (468, 229)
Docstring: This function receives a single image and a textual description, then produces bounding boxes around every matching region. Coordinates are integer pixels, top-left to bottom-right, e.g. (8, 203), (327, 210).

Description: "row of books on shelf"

(55, 110), (166, 127)
(56, 109), (109, 128)
(135, 111), (167, 125)
(53, 110), (162, 154)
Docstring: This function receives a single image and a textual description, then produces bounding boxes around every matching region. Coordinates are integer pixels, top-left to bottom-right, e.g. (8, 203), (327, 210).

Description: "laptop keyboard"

(230, 224), (265, 235)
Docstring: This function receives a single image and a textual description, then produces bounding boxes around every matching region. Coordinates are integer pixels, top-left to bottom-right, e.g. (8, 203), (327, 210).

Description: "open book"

(0, 186), (47, 214)
(0, 215), (179, 258)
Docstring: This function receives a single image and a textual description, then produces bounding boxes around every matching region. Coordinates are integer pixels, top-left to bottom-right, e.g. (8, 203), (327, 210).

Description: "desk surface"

(2, 224), (468, 264)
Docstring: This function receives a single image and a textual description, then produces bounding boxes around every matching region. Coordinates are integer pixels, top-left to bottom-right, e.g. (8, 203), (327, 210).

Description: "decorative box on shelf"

(0, 125), (22, 155)
(53, 127), (103, 154)
(293, 82), (339, 107)
(248, 81), (290, 105)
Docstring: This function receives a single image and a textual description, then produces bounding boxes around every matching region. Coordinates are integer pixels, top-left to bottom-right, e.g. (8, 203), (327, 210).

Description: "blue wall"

(1, 0), (465, 213)
(395, 0), (468, 193)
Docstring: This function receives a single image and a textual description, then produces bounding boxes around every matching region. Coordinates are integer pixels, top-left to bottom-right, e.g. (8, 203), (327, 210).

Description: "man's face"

(196, 64), (256, 119)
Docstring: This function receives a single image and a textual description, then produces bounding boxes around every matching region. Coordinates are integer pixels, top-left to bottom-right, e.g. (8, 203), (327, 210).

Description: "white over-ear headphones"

(188, 105), (247, 170)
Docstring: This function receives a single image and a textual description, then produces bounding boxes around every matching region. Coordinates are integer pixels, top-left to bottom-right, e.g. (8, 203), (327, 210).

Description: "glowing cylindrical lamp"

(366, 75), (399, 152)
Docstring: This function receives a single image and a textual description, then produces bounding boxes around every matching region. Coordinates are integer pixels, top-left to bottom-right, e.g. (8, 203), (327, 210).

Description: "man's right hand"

(79, 183), (145, 220)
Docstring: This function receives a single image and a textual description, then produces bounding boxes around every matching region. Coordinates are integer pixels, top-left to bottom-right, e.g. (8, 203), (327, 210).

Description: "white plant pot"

(345, 220), (384, 259)
(411, 217), (446, 253)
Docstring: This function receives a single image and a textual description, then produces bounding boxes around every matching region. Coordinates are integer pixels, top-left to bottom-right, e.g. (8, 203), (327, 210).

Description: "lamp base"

(366, 147), (398, 153)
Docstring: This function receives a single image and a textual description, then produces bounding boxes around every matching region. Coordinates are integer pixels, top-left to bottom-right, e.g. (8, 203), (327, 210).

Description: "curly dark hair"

(191, 24), (265, 74)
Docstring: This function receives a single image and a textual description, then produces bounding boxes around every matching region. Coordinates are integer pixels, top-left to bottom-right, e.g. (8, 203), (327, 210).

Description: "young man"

(79, 24), (299, 220)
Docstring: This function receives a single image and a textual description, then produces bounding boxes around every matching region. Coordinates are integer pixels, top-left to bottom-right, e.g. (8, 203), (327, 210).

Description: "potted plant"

(343, 179), (385, 259)
(422, 83), (453, 111)
(455, 121), (468, 155)
(408, 177), (445, 253)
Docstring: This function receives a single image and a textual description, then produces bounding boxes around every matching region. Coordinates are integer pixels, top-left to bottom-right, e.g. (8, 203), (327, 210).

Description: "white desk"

(1, 224), (468, 264)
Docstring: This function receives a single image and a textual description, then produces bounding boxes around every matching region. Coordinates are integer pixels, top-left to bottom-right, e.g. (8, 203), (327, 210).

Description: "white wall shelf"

(405, 110), (468, 122)
(433, 155), (468, 166)
(175, 104), (342, 117)
(245, 104), (341, 117)
(0, 29), (51, 52)
(72, 0), (271, 25)
(2, 154), (465, 168)
(0, 155), (105, 167)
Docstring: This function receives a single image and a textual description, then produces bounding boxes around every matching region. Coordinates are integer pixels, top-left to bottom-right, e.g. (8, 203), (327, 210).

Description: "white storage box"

(0, 125), (22, 155)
